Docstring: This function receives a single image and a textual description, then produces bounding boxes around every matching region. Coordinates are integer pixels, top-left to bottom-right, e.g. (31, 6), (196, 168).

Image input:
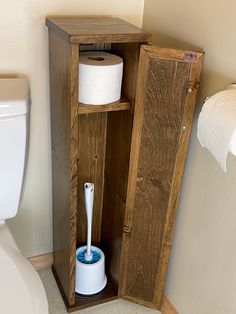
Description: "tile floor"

(39, 269), (160, 314)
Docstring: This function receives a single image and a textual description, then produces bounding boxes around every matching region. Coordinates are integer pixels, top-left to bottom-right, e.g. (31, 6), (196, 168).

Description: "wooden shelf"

(78, 98), (130, 114)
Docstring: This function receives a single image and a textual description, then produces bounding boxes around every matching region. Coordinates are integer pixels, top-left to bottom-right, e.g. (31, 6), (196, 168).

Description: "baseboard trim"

(28, 252), (53, 271)
(161, 296), (179, 314)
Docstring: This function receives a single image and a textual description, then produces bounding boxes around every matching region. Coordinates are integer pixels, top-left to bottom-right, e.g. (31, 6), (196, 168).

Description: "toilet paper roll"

(197, 83), (236, 172)
(79, 51), (123, 105)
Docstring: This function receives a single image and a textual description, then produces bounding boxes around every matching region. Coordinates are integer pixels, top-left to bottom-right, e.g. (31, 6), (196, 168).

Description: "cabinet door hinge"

(123, 225), (132, 235)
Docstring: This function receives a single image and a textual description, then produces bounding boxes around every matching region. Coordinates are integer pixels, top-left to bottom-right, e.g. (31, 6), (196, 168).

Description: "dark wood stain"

(77, 42), (108, 247)
(101, 43), (141, 288)
(52, 265), (117, 312)
(46, 17), (151, 43)
(49, 30), (79, 306)
(124, 57), (190, 302)
(47, 16), (203, 312)
(120, 45), (203, 309)
(78, 98), (130, 114)
(77, 112), (107, 244)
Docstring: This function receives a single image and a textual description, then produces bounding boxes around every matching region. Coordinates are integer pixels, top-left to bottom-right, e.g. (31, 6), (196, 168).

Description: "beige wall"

(2, 0), (144, 257)
(143, 0), (236, 314)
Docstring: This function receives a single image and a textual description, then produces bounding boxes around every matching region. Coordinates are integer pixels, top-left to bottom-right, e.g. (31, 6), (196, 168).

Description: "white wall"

(143, 0), (236, 313)
(2, 0), (144, 257)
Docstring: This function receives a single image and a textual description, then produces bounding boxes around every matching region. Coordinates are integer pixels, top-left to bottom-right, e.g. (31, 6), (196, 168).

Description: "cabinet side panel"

(49, 30), (78, 306)
(122, 47), (193, 306)
(101, 110), (133, 286)
(112, 42), (143, 110)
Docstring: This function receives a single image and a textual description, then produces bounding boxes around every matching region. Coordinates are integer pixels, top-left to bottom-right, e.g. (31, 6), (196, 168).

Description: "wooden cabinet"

(46, 17), (203, 312)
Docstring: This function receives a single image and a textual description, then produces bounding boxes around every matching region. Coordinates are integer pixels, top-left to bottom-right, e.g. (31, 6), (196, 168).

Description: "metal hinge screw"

(187, 87), (193, 93)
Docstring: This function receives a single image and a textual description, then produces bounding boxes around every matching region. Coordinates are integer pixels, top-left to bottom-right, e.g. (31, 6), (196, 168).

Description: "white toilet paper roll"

(79, 51), (123, 105)
(197, 83), (236, 172)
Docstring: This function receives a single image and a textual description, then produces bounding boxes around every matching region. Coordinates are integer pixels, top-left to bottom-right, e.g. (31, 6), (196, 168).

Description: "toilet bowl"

(0, 78), (48, 314)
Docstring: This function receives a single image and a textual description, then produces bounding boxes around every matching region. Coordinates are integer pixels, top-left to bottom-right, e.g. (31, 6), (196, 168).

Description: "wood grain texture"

(124, 50), (190, 303)
(143, 45), (203, 63)
(77, 41), (109, 246)
(48, 30), (78, 306)
(46, 17), (152, 44)
(119, 46), (150, 296)
(68, 43), (79, 306)
(100, 43), (141, 288)
(79, 98), (130, 114)
(73, 280), (117, 312)
(79, 42), (111, 52)
(120, 45), (203, 309)
(101, 110), (133, 287)
(77, 112), (107, 244)
(153, 51), (204, 307)
(112, 42), (145, 111)
(47, 16), (203, 312)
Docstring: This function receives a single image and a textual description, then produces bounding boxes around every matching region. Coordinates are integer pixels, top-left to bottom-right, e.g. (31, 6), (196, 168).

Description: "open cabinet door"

(119, 45), (204, 309)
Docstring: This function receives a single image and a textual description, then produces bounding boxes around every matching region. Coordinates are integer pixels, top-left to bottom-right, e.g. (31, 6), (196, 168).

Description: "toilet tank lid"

(0, 78), (30, 117)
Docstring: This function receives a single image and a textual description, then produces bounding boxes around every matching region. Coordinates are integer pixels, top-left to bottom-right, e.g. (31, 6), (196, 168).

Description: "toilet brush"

(75, 183), (107, 295)
(84, 183), (93, 261)
(77, 183), (100, 264)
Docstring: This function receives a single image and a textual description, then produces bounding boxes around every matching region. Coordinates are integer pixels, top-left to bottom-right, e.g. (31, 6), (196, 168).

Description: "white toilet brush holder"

(75, 246), (107, 295)
(75, 183), (107, 295)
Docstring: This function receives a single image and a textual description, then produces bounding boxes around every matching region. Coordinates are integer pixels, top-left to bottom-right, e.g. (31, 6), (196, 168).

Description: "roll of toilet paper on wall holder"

(197, 83), (236, 172)
(79, 51), (123, 105)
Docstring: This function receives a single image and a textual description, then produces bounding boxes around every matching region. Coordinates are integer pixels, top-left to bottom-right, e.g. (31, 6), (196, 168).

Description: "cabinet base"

(52, 265), (118, 312)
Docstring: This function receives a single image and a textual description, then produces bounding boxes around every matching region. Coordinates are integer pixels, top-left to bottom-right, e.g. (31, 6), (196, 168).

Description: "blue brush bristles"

(77, 248), (101, 264)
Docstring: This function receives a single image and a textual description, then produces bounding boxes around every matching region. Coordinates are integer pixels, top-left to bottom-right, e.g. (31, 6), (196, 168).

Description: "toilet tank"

(0, 78), (30, 219)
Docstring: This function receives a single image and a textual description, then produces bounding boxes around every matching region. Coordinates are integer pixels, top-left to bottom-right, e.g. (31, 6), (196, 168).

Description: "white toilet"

(0, 78), (48, 314)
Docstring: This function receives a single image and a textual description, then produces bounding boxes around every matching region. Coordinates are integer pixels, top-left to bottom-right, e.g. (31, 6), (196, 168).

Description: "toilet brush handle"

(84, 183), (94, 258)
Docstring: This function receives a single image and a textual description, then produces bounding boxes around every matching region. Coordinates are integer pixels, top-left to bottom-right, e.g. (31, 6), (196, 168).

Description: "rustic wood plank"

(49, 29), (71, 304)
(101, 43), (141, 288)
(73, 280), (117, 311)
(154, 51), (204, 306)
(120, 45), (203, 309)
(47, 16), (203, 312)
(77, 112), (107, 244)
(46, 17), (152, 44)
(118, 46), (150, 296)
(112, 42), (145, 111)
(68, 43), (79, 306)
(77, 41), (108, 246)
(49, 30), (78, 306)
(143, 44), (203, 63)
(79, 42), (111, 52)
(78, 98), (130, 115)
(100, 110), (132, 287)
(124, 52), (190, 304)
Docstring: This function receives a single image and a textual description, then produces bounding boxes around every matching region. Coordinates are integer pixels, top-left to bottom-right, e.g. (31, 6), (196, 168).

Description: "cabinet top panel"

(46, 16), (152, 43)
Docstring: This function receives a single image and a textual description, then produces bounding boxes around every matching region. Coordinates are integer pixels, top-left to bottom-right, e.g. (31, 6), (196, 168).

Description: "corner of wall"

(140, 0), (145, 27)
